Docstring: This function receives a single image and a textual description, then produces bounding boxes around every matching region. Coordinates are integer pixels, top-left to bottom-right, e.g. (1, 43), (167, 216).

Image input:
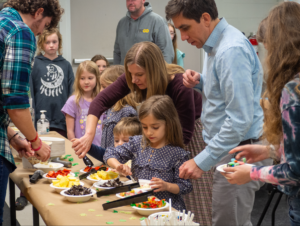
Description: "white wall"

(64, 0), (281, 74)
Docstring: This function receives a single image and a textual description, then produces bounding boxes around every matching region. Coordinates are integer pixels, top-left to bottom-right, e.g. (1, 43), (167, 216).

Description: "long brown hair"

(73, 61), (100, 113)
(37, 28), (63, 56)
(124, 41), (184, 102)
(101, 65), (137, 111)
(139, 95), (184, 149)
(168, 23), (178, 65)
(262, 1), (300, 145)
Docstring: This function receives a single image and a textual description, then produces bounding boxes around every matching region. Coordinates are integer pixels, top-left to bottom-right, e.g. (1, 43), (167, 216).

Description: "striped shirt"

(250, 75), (300, 197)
(0, 7), (36, 165)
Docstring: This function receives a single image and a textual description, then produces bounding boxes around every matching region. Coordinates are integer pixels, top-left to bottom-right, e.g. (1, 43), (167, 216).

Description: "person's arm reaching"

(72, 74), (131, 158)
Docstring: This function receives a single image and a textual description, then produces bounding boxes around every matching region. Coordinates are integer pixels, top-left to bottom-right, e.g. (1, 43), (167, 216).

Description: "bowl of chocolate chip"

(60, 185), (96, 203)
(93, 178), (125, 190)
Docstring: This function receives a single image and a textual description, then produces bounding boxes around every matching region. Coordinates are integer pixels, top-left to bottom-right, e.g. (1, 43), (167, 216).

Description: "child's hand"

(116, 164), (132, 176)
(150, 177), (169, 192)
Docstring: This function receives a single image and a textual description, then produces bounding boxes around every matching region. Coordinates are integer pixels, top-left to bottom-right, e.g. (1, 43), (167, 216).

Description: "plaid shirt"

(0, 7), (36, 165)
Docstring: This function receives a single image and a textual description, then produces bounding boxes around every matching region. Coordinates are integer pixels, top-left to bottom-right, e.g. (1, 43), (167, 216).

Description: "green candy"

(234, 163), (240, 166)
(130, 203), (136, 207)
(119, 219), (126, 222)
(106, 222), (114, 224)
(68, 157), (74, 162)
(113, 210), (118, 213)
(140, 217), (147, 221)
(242, 157), (247, 163)
(72, 163), (79, 166)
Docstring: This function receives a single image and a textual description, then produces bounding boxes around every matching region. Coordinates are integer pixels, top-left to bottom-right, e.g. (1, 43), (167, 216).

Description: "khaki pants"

(212, 146), (273, 226)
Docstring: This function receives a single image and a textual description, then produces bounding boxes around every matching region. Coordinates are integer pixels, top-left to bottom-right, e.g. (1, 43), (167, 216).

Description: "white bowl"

(116, 189), (146, 199)
(87, 174), (119, 182)
(93, 179), (133, 190)
(60, 187), (96, 203)
(43, 172), (75, 183)
(50, 181), (84, 193)
(138, 179), (152, 191)
(33, 163), (64, 173)
(132, 201), (169, 216)
(216, 163), (255, 174)
(148, 211), (189, 221)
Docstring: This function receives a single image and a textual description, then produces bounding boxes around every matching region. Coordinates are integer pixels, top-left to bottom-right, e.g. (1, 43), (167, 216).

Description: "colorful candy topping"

(227, 158), (247, 167)
(83, 165), (108, 172)
(131, 197), (166, 209)
(119, 189), (143, 197)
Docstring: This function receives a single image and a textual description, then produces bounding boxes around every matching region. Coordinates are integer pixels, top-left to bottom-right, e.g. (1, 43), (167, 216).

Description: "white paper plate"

(216, 163), (255, 174)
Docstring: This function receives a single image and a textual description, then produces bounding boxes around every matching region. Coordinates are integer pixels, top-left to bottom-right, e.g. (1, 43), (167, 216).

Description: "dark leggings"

(87, 144), (106, 163)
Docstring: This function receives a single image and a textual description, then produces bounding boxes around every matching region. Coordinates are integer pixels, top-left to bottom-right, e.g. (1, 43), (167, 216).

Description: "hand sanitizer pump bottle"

(37, 110), (49, 135)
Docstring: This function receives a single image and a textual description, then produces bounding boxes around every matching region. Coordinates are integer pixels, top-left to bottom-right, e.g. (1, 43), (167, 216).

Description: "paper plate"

(216, 163), (255, 174)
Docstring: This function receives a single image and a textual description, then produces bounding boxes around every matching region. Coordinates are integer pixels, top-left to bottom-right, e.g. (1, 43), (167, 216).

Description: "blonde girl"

(31, 28), (74, 138)
(91, 54), (110, 75)
(104, 95), (192, 211)
(168, 23), (185, 68)
(61, 60), (103, 146)
(73, 41), (211, 224)
(99, 65), (138, 149)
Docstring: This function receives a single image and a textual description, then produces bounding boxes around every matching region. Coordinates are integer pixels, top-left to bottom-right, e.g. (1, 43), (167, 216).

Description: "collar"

(0, 7), (23, 22)
(203, 18), (228, 53)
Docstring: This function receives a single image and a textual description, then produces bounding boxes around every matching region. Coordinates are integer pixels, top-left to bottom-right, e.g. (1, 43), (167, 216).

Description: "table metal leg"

(9, 178), (17, 226)
(271, 192), (283, 226)
(33, 205), (40, 226)
(256, 187), (277, 226)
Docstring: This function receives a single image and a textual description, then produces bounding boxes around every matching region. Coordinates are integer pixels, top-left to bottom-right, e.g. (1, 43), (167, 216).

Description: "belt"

(238, 137), (261, 146)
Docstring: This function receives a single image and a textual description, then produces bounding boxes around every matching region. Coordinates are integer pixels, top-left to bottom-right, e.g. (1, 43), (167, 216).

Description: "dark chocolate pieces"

(65, 185), (92, 196)
(102, 178), (124, 187)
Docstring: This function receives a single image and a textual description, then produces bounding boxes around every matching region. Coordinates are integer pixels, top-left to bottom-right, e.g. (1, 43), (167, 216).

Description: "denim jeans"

(288, 196), (300, 226)
(88, 144), (106, 163)
(0, 156), (14, 226)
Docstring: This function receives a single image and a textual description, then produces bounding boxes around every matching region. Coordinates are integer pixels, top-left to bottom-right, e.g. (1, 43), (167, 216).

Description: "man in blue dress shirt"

(166, 0), (272, 225)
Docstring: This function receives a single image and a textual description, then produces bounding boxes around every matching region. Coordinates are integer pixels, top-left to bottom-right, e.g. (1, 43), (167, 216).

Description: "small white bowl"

(43, 172), (75, 183)
(87, 174), (119, 182)
(33, 163), (64, 173)
(60, 187), (96, 203)
(138, 179), (152, 191)
(93, 179), (133, 190)
(50, 181), (84, 193)
(131, 201), (169, 216)
(148, 211), (189, 221)
(216, 163), (255, 174)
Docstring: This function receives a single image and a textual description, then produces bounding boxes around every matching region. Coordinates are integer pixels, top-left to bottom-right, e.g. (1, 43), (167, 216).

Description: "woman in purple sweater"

(72, 41), (213, 224)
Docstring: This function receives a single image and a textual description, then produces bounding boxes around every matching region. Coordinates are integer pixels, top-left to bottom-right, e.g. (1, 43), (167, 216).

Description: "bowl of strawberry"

(43, 169), (75, 183)
(80, 165), (110, 173)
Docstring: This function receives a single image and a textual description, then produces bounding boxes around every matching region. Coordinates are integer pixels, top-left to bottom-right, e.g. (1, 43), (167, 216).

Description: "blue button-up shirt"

(194, 18), (264, 171)
(0, 7), (36, 165)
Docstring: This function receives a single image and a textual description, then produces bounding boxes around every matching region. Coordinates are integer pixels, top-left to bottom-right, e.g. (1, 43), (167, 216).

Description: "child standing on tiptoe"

(104, 95), (193, 211)
(100, 65), (138, 149)
(31, 28), (74, 137)
(61, 61), (103, 146)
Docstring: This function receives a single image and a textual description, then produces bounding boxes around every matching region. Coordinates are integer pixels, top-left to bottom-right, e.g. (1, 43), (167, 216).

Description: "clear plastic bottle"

(37, 110), (49, 135)
(29, 98), (35, 128)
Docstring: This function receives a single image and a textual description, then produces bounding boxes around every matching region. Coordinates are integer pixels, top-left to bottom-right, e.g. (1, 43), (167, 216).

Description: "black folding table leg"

(256, 187), (277, 226)
(9, 178), (17, 226)
(271, 192), (283, 226)
(33, 206), (40, 226)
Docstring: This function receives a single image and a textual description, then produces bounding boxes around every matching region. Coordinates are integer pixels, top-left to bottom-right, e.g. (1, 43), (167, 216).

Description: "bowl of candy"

(93, 178), (124, 190)
(43, 169), (74, 183)
(87, 170), (119, 182)
(50, 175), (84, 193)
(131, 196), (168, 216)
(60, 185), (96, 203)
